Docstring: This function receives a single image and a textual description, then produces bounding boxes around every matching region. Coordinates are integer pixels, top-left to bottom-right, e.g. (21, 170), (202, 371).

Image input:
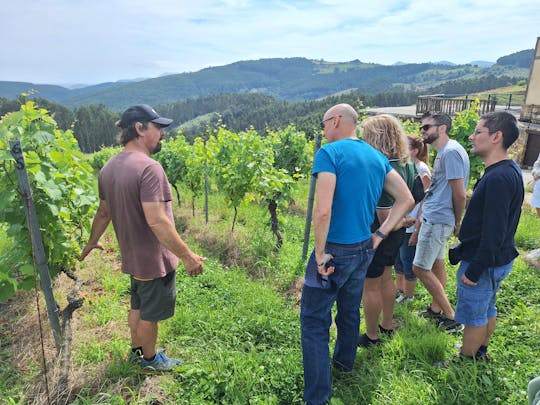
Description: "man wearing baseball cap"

(81, 104), (205, 372)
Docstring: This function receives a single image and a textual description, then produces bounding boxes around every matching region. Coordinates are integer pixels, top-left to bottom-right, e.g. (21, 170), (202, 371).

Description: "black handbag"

(448, 243), (463, 265)
(411, 174), (425, 203)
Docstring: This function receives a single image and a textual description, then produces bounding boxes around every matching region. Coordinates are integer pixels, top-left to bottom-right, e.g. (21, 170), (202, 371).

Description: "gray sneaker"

(396, 294), (414, 304)
(140, 350), (183, 373)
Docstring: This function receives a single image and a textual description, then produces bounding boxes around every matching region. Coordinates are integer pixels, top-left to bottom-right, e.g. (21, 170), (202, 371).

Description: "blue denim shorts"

(454, 260), (513, 327)
(394, 232), (417, 281)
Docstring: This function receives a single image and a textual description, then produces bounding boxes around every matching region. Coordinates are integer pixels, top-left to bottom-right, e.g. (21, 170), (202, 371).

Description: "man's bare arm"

(142, 201), (205, 275)
(313, 172), (336, 273)
(449, 178), (466, 236)
(80, 199), (111, 260)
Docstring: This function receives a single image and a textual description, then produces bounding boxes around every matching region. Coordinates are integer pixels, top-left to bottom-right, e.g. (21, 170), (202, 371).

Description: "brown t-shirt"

(98, 151), (179, 279)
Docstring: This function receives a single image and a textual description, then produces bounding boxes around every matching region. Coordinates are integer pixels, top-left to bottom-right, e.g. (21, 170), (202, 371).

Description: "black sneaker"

(436, 316), (464, 333)
(358, 333), (381, 348)
(474, 351), (492, 362)
(378, 324), (395, 336)
(420, 305), (443, 319)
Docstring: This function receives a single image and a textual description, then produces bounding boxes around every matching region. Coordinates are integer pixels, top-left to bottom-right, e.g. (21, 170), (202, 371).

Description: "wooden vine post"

(9, 139), (63, 351)
(302, 133), (322, 261)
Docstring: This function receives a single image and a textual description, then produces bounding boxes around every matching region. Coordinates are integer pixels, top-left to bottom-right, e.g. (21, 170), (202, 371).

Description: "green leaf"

(18, 264), (34, 276)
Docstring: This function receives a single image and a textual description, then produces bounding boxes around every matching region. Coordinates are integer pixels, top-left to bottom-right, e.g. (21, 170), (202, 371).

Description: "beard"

(152, 141), (162, 154)
(423, 132), (439, 144)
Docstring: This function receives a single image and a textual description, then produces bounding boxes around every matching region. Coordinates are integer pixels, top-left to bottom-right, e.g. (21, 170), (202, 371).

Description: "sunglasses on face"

(420, 124), (440, 131)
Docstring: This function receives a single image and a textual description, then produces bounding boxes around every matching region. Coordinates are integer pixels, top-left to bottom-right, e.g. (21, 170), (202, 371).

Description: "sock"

(143, 354), (156, 362)
(132, 346), (143, 357)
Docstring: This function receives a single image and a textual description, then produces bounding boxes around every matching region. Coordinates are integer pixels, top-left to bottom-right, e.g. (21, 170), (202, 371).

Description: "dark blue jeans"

(300, 239), (374, 405)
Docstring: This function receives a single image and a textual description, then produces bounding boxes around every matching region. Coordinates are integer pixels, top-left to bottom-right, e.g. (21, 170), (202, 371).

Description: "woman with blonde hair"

(358, 114), (416, 346)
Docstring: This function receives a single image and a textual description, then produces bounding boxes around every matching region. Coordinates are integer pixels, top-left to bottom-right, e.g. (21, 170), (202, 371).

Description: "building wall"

(524, 37), (540, 107)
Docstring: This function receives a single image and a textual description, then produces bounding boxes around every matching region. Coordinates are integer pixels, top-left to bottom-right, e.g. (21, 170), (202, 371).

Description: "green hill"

(0, 51), (532, 111)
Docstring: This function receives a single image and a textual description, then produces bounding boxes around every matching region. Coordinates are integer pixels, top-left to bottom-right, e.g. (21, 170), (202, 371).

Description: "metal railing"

(416, 95), (497, 116)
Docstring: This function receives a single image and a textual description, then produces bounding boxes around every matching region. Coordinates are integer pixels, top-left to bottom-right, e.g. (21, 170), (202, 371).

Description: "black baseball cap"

(116, 104), (173, 128)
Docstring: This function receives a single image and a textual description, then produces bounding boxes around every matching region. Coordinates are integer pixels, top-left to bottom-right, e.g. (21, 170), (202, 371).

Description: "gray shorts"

(413, 222), (453, 271)
(130, 271), (177, 321)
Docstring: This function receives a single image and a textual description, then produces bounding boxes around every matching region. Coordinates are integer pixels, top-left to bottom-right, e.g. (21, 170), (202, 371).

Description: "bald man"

(300, 103), (414, 405)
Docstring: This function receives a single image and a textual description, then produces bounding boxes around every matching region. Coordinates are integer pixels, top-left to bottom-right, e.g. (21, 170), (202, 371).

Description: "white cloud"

(0, 0), (538, 84)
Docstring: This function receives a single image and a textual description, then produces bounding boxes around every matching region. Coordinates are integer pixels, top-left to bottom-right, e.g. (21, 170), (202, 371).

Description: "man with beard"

(412, 111), (469, 332)
(81, 104), (206, 372)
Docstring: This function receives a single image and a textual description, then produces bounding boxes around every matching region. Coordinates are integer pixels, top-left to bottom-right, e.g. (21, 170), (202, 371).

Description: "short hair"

(361, 114), (409, 165)
(421, 111), (452, 134)
(407, 134), (429, 164)
(117, 121), (149, 146)
(480, 111), (519, 150)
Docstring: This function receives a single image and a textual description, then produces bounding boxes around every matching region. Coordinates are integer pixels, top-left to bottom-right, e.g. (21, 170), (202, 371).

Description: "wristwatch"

(375, 229), (387, 239)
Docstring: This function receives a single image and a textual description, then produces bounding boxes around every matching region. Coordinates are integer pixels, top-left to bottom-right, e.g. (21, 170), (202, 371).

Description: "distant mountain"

(433, 61), (456, 66)
(0, 50), (532, 111)
(469, 60), (495, 68)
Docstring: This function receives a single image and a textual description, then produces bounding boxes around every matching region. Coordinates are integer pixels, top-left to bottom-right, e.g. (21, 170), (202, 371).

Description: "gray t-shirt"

(422, 139), (469, 226)
(99, 151), (179, 279)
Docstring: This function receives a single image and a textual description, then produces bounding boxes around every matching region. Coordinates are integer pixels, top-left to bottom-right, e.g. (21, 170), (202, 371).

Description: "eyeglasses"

(320, 115), (342, 130)
(471, 129), (496, 136)
(420, 124), (440, 131)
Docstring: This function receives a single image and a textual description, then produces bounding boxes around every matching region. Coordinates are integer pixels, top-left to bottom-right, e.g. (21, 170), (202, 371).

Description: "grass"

(0, 182), (539, 404)
(472, 85), (527, 107)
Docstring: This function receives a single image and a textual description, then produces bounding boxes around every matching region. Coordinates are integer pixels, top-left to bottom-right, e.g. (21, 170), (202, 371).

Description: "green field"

(472, 85), (527, 107)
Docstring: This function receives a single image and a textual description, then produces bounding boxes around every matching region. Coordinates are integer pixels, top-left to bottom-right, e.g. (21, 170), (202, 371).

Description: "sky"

(1, 0), (539, 86)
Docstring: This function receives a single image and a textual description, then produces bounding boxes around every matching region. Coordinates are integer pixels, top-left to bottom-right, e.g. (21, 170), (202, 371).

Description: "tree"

(73, 104), (119, 153)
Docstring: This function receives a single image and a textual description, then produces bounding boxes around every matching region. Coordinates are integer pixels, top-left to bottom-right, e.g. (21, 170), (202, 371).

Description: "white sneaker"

(527, 248), (540, 261)
(395, 293), (414, 304)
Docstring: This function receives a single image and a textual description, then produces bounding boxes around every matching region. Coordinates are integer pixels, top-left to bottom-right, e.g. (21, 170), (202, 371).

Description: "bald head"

(322, 103), (358, 141)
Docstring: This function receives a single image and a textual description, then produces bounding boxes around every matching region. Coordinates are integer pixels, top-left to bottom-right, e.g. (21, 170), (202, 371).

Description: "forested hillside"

(0, 50), (532, 111)
(0, 70), (526, 153)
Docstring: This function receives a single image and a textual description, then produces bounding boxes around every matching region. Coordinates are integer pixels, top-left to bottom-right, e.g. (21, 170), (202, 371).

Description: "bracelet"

(375, 229), (387, 239)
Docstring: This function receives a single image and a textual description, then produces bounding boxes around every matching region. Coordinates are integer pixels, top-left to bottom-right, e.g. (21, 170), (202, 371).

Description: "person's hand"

(79, 243), (104, 261)
(371, 233), (383, 250)
(408, 232), (418, 246)
(533, 173), (540, 181)
(183, 253), (206, 276)
(402, 216), (415, 228)
(453, 223), (461, 237)
(461, 273), (477, 286)
(316, 252), (335, 276)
